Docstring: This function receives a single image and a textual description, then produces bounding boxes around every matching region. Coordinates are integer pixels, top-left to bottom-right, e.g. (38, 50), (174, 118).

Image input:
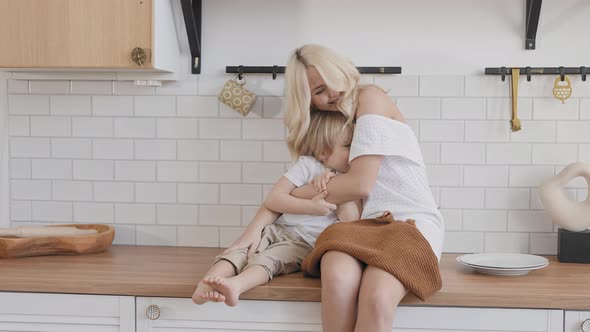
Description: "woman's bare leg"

(320, 251), (364, 332)
(354, 265), (407, 332)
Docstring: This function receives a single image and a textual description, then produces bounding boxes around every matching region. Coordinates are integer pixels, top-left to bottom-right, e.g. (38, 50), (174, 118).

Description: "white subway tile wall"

(7, 76), (589, 254)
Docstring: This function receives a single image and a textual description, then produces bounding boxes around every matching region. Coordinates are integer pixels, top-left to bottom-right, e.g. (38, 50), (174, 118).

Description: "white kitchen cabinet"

(394, 307), (563, 332)
(0, 292), (135, 332)
(137, 297), (564, 332)
(0, 292), (569, 332)
(565, 311), (590, 332)
(136, 297), (322, 332)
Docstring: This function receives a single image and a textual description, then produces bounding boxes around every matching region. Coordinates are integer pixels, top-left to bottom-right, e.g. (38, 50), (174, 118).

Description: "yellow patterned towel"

(302, 212), (442, 300)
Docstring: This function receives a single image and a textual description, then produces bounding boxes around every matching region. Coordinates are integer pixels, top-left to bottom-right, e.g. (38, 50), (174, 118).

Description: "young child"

(192, 112), (361, 307)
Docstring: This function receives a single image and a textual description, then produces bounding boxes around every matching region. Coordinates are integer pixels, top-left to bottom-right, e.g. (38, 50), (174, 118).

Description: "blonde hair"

(298, 111), (354, 160)
(284, 44), (360, 158)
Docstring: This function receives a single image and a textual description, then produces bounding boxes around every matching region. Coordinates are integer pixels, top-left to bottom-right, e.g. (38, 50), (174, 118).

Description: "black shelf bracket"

(525, 0), (542, 50)
(485, 66), (589, 82)
(226, 66), (402, 79)
(181, 0), (202, 74)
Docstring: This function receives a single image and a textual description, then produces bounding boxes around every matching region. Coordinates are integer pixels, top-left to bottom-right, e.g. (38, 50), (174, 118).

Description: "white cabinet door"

(137, 297), (323, 332)
(394, 307), (563, 332)
(137, 297), (563, 332)
(0, 292), (135, 332)
(565, 311), (590, 332)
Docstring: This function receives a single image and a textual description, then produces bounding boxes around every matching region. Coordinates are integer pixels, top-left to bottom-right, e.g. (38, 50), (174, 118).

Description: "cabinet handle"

(131, 47), (148, 67)
(582, 318), (590, 332)
(146, 304), (160, 320)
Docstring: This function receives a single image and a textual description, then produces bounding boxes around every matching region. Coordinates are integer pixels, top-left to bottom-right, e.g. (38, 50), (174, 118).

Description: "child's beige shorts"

(215, 223), (312, 280)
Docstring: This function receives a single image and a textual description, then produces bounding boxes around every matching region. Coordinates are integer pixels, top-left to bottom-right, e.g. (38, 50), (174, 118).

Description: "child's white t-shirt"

(274, 156), (338, 247)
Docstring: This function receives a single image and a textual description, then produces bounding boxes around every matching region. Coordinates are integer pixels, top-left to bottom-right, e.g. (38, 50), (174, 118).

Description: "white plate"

(457, 253), (549, 269)
(458, 262), (548, 276)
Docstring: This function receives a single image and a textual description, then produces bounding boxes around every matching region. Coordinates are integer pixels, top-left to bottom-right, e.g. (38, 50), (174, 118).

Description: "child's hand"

(310, 171), (336, 192)
(308, 191), (337, 216)
(222, 229), (262, 257)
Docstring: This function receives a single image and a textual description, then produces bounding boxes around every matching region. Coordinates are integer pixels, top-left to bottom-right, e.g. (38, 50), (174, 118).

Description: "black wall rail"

(181, 0), (202, 74)
(485, 66), (588, 82)
(226, 66), (402, 80)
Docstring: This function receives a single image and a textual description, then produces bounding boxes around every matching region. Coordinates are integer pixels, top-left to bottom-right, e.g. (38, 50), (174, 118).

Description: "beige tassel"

(510, 68), (521, 132)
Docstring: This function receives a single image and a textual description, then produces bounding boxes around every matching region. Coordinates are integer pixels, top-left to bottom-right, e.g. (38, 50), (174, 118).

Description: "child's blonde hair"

(284, 44), (360, 158)
(298, 111), (354, 160)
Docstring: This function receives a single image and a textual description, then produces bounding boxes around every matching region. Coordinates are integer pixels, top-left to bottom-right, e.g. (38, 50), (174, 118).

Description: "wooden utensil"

(510, 68), (522, 132)
(0, 226), (97, 238)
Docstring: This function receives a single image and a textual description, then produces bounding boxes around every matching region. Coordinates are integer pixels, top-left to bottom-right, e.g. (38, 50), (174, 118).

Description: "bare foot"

(192, 277), (225, 305)
(202, 275), (241, 307)
(203, 288), (225, 303)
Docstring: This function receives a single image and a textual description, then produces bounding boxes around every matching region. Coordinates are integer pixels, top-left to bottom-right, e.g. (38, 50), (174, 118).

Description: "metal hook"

(559, 66), (565, 81)
(525, 66), (531, 82)
(501, 67), (507, 82)
(238, 65), (244, 81)
(581, 66), (587, 82)
(272, 65), (278, 80)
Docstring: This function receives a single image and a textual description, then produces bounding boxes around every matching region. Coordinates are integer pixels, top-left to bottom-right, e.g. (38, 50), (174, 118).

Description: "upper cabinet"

(0, 0), (179, 72)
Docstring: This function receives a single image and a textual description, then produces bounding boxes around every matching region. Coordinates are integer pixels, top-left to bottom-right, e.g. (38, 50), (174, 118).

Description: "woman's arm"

(291, 155), (383, 204)
(336, 199), (362, 222)
(264, 176), (336, 215)
(292, 86), (401, 204)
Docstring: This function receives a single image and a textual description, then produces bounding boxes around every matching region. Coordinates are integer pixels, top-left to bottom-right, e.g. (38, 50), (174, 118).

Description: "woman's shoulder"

(356, 85), (405, 122)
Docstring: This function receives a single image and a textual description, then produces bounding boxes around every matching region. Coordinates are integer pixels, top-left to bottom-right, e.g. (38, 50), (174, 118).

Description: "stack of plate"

(456, 253), (549, 276)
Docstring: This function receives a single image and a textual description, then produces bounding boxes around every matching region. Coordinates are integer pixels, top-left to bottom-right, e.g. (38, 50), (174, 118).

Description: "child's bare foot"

(202, 275), (241, 307)
(203, 288), (225, 303)
(192, 278), (226, 304)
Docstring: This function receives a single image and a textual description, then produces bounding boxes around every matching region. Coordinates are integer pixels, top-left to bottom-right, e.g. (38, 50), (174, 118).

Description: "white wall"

(201, 0), (590, 75)
(0, 78), (8, 228)
(3, 0), (590, 254)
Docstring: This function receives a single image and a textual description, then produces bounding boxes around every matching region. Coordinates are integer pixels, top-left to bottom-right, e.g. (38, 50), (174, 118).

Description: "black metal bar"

(181, 0), (202, 74)
(486, 67), (590, 76)
(227, 66), (286, 75)
(355, 67), (402, 74)
(226, 66), (402, 78)
(525, 0), (542, 50)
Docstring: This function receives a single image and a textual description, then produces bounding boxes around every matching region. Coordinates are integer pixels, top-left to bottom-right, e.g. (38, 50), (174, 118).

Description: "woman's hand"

(222, 229), (263, 257)
(310, 171), (336, 192)
(308, 191), (337, 215)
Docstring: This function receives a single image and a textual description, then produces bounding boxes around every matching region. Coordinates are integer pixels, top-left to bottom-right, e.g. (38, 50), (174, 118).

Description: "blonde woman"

(281, 44), (445, 332)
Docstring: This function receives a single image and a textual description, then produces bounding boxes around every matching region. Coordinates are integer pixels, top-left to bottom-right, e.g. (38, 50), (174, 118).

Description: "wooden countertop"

(0, 245), (589, 310)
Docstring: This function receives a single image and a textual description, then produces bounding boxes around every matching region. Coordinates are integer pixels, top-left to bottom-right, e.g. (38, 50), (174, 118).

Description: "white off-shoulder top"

(349, 114), (444, 260)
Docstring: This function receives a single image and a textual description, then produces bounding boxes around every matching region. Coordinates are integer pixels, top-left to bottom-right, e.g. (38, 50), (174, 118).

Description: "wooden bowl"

(0, 224), (115, 259)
